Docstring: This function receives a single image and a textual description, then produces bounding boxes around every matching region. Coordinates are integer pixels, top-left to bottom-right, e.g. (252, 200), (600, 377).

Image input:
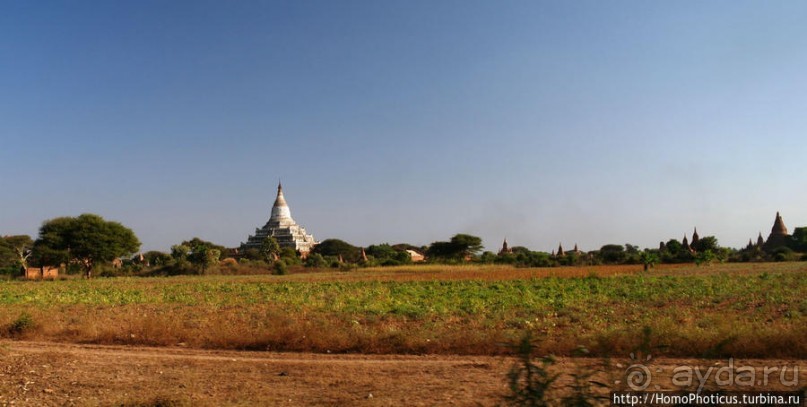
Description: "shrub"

(304, 253), (327, 268)
(4, 313), (37, 337)
(381, 259), (401, 267)
(273, 261), (287, 276)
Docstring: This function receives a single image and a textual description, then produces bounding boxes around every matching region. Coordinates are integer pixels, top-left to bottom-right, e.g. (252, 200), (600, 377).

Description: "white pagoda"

(241, 183), (317, 254)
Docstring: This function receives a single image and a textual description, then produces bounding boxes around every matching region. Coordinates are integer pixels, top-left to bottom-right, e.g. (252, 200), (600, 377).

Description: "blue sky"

(2, 1), (806, 252)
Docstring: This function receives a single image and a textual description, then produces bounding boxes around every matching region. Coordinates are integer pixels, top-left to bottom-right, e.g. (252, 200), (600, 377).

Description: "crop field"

(1, 262), (805, 358)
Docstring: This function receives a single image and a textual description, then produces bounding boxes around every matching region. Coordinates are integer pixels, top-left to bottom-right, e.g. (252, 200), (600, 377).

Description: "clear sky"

(2, 1), (806, 253)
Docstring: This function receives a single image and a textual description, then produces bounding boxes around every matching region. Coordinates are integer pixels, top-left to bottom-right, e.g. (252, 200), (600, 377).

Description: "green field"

(1, 263), (805, 358)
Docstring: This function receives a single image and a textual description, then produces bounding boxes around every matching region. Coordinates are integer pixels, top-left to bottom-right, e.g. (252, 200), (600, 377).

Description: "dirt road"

(0, 341), (511, 406)
(1, 341), (804, 406)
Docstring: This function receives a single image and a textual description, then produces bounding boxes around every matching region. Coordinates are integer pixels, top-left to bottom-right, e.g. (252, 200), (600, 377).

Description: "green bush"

(273, 261), (287, 276)
(5, 313), (37, 337)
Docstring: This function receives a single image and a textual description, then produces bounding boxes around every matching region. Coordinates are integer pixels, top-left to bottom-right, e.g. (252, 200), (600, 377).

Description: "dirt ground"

(0, 341), (512, 406)
(0, 341), (804, 406)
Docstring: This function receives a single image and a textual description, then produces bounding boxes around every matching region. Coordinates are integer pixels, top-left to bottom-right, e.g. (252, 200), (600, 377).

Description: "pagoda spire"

(763, 211), (790, 251)
(270, 181), (292, 223)
(771, 211), (788, 236)
(499, 237), (512, 255)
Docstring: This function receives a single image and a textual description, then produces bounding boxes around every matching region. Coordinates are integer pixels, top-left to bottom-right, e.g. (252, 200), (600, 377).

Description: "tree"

(792, 227), (807, 252)
(366, 244), (398, 262)
(426, 234), (484, 262)
(659, 239), (693, 263)
(33, 214), (140, 278)
(260, 237), (281, 262)
(480, 251), (498, 264)
(663, 239), (683, 255)
(279, 247), (301, 265)
(639, 251), (659, 271)
(624, 244), (641, 264)
(181, 238), (225, 273)
(0, 237), (23, 273)
(311, 239), (359, 263)
(450, 234), (483, 258)
(692, 236), (720, 253)
(694, 250), (717, 266)
(393, 250), (412, 265)
(142, 250), (172, 267)
(425, 241), (458, 261)
(2, 235), (34, 270)
(171, 244), (191, 261)
(304, 253), (327, 268)
(205, 248), (221, 271)
(597, 244), (626, 264)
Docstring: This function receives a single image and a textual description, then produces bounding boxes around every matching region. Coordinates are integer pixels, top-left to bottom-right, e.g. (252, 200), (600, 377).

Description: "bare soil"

(0, 341), (804, 406)
(0, 341), (511, 406)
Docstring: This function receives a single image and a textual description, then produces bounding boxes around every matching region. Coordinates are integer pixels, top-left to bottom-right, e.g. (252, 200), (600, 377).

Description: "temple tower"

(691, 228), (700, 247)
(764, 211), (791, 250)
(241, 183), (317, 255)
(499, 238), (513, 255)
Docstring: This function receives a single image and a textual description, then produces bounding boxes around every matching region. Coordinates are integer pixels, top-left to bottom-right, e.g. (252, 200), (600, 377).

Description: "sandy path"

(0, 341), (511, 406)
(0, 341), (804, 406)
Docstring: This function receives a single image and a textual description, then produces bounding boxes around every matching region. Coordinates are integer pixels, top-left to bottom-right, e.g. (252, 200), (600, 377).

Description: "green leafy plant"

(561, 346), (611, 407)
(504, 333), (558, 406)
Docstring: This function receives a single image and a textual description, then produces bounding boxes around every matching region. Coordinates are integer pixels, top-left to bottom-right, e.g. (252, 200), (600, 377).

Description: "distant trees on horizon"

(3, 213), (807, 278)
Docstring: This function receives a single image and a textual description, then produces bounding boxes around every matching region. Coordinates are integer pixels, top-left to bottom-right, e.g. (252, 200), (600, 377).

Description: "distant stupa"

(498, 238), (513, 255)
(763, 211), (791, 250)
(242, 182), (317, 255)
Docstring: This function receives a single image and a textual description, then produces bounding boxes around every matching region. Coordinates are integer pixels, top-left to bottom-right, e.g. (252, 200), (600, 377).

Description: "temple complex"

(241, 183), (317, 255)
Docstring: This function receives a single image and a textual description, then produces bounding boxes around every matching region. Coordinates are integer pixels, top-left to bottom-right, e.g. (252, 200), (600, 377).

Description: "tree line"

(3, 213), (807, 278)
